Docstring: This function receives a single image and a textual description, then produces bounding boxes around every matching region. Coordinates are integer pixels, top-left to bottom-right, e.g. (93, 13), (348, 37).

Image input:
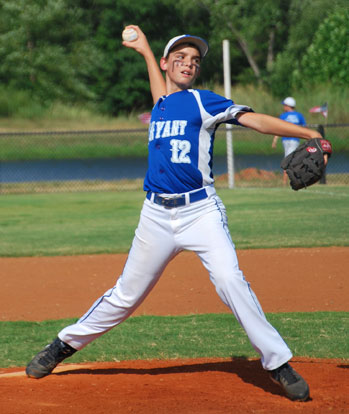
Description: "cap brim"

(163, 35), (208, 58)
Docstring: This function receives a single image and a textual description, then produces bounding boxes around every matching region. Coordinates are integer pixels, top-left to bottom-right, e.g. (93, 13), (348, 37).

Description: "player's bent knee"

(210, 267), (246, 291)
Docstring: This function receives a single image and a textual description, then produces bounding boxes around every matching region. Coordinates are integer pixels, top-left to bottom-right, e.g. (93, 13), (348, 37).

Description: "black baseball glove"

(281, 138), (332, 190)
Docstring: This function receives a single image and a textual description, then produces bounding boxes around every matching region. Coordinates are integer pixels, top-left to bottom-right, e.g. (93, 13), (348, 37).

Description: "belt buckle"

(161, 196), (173, 207)
(160, 195), (185, 208)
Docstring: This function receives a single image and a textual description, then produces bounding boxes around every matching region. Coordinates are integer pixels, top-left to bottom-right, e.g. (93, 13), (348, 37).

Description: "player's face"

(161, 45), (201, 92)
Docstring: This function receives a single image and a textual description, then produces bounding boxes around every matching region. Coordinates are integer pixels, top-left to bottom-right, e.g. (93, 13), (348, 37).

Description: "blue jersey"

(144, 89), (252, 194)
(280, 111), (306, 142)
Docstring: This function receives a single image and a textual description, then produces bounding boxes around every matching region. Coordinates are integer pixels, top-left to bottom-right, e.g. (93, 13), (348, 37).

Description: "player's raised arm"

(236, 112), (322, 140)
(122, 25), (166, 104)
(237, 112), (329, 165)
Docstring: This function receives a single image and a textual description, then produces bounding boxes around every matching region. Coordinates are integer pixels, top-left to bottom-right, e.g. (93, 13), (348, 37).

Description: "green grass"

(1, 83), (348, 129)
(214, 83), (349, 125)
(1, 312), (347, 368)
(1, 128), (348, 161)
(0, 99), (144, 131)
(0, 190), (144, 256)
(220, 186), (349, 249)
(1, 186), (348, 369)
(1, 187), (348, 257)
(0, 131), (149, 161)
(1, 82), (348, 161)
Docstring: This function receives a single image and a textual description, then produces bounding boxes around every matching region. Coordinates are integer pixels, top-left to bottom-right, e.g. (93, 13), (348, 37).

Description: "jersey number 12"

(170, 139), (191, 164)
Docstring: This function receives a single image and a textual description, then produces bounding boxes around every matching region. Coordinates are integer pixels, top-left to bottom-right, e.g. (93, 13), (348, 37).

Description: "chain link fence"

(0, 124), (348, 194)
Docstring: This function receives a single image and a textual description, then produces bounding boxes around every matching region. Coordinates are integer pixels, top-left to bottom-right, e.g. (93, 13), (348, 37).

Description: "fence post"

(317, 125), (327, 184)
(223, 39), (234, 189)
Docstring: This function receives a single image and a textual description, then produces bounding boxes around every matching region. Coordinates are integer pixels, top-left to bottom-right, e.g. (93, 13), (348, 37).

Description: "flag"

(138, 112), (151, 124)
(309, 102), (328, 118)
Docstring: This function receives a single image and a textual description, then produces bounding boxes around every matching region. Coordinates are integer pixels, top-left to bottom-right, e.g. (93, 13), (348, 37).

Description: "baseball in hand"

(122, 28), (138, 42)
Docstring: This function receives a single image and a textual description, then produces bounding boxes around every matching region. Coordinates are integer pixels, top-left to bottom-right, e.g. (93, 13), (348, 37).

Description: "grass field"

(1, 84), (348, 161)
(1, 312), (348, 369)
(1, 83), (349, 371)
(1, 128), (348, 161)
(1, 186), (348, 368)
(1, 186), (348, 257)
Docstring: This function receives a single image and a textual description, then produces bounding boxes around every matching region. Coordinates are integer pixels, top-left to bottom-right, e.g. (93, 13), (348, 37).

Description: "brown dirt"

(216, 168), (279, 183)
(0, 247), (348, 413)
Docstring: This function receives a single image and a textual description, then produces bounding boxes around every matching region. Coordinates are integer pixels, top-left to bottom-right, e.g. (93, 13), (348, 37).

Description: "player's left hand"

(281, 138), (332, 190)
(324, 153), (328, 166)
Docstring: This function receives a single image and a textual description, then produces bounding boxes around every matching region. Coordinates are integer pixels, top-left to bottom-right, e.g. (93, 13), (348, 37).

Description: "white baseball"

(122, 28), (138, 42)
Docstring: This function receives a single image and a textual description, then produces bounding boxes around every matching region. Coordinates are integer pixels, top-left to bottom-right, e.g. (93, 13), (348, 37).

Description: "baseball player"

(272, 97), (307, 184)
(26, 27), (326, 402)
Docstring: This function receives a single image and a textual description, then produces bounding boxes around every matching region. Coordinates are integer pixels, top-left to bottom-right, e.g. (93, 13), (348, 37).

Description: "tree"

(268, 0), (348, 96)
(193, 0), (289, 84)
(292, 7), (349, 87)
(92, 0), (211, 114)
(0, 0), (103, 102)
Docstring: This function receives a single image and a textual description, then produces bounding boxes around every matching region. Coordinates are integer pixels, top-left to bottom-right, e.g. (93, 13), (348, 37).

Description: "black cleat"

(26, 337), (77, 379)
(269, 362), (310, 401)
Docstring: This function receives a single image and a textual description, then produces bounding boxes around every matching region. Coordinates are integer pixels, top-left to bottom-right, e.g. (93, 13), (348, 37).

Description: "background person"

(272, 97), (306, 184)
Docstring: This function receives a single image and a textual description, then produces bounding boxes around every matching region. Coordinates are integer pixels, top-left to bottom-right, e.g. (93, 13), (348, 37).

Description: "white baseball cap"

(163, 34), (209, 58)
(282, 97), (296, 107)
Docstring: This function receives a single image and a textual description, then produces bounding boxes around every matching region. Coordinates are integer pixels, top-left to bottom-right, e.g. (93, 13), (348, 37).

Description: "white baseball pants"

(283, 139), (300, 157)
(59, 187), (292, 370)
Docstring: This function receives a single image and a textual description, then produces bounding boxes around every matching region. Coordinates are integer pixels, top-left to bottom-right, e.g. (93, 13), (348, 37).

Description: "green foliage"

(1, 312), (348, 367)
(0, 0), (104, 102)
(195, 0), (290, 84)
(268, 0), (348, 96)
(0, 86), (46, 118)
(0, 0), (347, 113)
(93, 0), (211, 114)
(293, 7), (349, 87)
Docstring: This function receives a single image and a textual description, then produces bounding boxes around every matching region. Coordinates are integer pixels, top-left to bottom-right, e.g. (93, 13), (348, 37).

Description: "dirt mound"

(1, 357), (348, 413)
(1, 247), (348, 413)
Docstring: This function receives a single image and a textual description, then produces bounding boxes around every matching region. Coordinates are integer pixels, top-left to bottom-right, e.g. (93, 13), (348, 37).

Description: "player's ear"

(160, 57), (168, 71)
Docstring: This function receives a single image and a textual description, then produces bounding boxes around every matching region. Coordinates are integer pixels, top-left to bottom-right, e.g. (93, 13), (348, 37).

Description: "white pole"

(223, 39), (234, 189)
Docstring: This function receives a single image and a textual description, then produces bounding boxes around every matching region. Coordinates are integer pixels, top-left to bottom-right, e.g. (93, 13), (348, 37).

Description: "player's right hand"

(122, 25), (151, 57)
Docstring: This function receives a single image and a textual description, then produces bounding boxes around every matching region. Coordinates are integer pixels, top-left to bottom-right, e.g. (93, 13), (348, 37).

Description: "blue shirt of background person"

(280, 106), (306, 143)
(272, 96), (306, 184)
(273, 97), (306, 144)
